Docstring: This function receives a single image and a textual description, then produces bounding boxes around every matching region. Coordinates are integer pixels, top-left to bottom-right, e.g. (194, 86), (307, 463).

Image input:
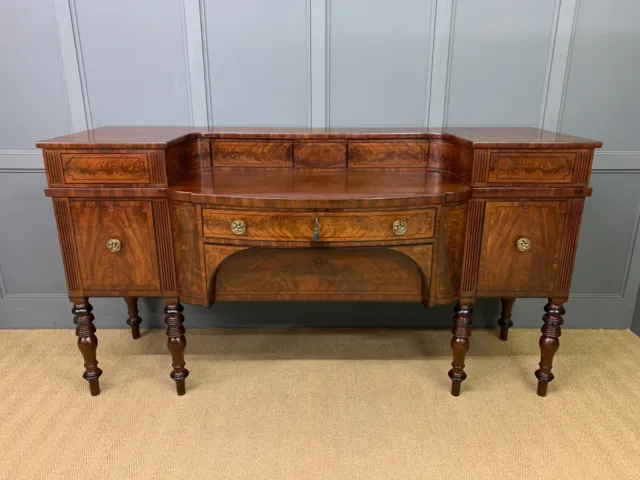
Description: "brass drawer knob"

(107, 238), (122, 253)
(230, 219), (246, 235)
(393, 220), (408, 236)
(517, 237), (532, 252)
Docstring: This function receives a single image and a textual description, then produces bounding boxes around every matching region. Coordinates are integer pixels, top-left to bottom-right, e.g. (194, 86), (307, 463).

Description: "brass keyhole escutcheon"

(393, 220), (408, 236)
(107, 238), (122, 253)
(517, 237), (532, 252)
(230, 220), (246, 235)
(313, 217), (320, 241)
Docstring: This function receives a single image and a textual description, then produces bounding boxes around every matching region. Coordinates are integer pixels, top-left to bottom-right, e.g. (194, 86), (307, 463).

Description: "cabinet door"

(70, 201), (161, 293)
(476, 201), (567, 296)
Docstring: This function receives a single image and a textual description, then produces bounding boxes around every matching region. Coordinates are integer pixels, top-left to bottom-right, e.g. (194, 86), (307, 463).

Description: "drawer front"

(70, 201), (161, 291)
(479, 149), (593, 186)
(294, 142), (346, 168)
(202, 208), (436, 242)
(477, 201), (567, 295)
(61, 153), (151, 184)
(212, 141), (293, 167)
(348, 141), (428, 167)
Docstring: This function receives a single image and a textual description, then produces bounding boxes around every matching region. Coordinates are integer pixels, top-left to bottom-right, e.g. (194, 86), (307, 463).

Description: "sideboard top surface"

(36, 126), (603, 150)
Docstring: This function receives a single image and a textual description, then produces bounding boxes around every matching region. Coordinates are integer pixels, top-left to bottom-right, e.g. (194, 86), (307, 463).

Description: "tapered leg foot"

(124, 297), (142, 339)
(498, 297), (515, 341)
(73, 299), (102, 396)
(535, 299), (565, 397)
(449, 301), (473, 397)
(165, 301), (189, 395)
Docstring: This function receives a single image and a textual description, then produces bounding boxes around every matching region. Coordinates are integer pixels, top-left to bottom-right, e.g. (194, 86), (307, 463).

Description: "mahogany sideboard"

(37, 127), (602, 397)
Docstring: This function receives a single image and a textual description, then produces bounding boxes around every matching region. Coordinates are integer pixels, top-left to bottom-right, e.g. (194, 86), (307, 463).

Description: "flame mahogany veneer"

(38, 127), (602, 397)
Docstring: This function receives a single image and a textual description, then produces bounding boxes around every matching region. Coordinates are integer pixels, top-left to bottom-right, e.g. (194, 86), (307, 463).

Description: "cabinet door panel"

(70, 201), (161, 292)
(477, 201), (567, 296)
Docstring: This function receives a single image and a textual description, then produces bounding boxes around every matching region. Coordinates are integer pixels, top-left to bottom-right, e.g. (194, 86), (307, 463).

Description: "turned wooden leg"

(73, 299), (102, 396)
(165, 301), (189, 395)
(124, 297), (142, 339)
(498, 297), (515, 341)
(449, 301), (473, 396)
(535, 299), (565, 397)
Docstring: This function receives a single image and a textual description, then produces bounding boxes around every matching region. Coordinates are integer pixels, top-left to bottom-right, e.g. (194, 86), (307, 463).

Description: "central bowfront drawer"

(202, 208), (436, 242)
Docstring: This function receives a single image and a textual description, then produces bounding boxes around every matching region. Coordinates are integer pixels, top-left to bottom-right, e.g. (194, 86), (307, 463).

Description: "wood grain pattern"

(202, 208), (436, 242)
(212, 141), (293, 167)
(432, 204), (467, 304)
(294, 142), (346, 168)
(166, 138), (211, 183)
(428, 140), (472, 182)
(487, 151), (576, 184)
(555, 199), (584, 294)
(170, 203), (205, 305)
(152, 200), (176, 295)
(52, 199), (82, 293)
(348, 141), (427, 167)
(389, 244), (434, 304)
(477, 202), (567, 295)
(211, 247), (423, 301)
(460, 200), (485, 295)
(61, 153), (150, 184)
(70, 200), (161, 292)
(204, 245), (249, 303)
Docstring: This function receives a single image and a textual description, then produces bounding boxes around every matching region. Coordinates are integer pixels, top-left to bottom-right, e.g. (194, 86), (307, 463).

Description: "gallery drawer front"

(69, 200), (161, 292)
(209, 246), (425, 301)
(61, 152), (151, 184)
(202, 208), (436, 242)
(483, 150), (592, 185)
(212, 140), (293, 167)
(347, 141), (428, 167)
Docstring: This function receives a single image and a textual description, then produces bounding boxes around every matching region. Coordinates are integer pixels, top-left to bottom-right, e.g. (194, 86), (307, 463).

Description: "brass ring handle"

(517, 237), (532, 252)
(107, 238), (122, 253)
(230, 220), (246, 235)
(393, 220), (408, 236)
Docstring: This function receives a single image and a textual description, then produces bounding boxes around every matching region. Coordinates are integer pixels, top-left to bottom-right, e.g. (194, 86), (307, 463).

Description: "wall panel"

(560, 0), (640, 151)
(446, 0), (557, 127)
(328, 0), (433, 127)
(73, 0), (192, 126)
(204, 0), (310, 127)
(0, 1), (71, 150)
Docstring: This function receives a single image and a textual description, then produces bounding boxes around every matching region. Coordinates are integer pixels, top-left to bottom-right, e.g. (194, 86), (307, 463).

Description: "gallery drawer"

(201, 208), (436, 242)
(212, 141), (293, 167)
(478, 150), (593, 185)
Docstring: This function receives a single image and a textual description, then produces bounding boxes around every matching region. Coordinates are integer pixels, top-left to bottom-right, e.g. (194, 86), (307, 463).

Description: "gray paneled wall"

(1, 0), (639, 331)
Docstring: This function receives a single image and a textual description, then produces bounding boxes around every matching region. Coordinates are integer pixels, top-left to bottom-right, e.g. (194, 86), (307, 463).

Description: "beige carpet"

(0, 328), (638, 480)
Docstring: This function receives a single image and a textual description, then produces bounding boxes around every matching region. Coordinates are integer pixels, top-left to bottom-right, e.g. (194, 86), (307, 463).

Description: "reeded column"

(449, 301), (473, 397)
(73, 299), (102, 396)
